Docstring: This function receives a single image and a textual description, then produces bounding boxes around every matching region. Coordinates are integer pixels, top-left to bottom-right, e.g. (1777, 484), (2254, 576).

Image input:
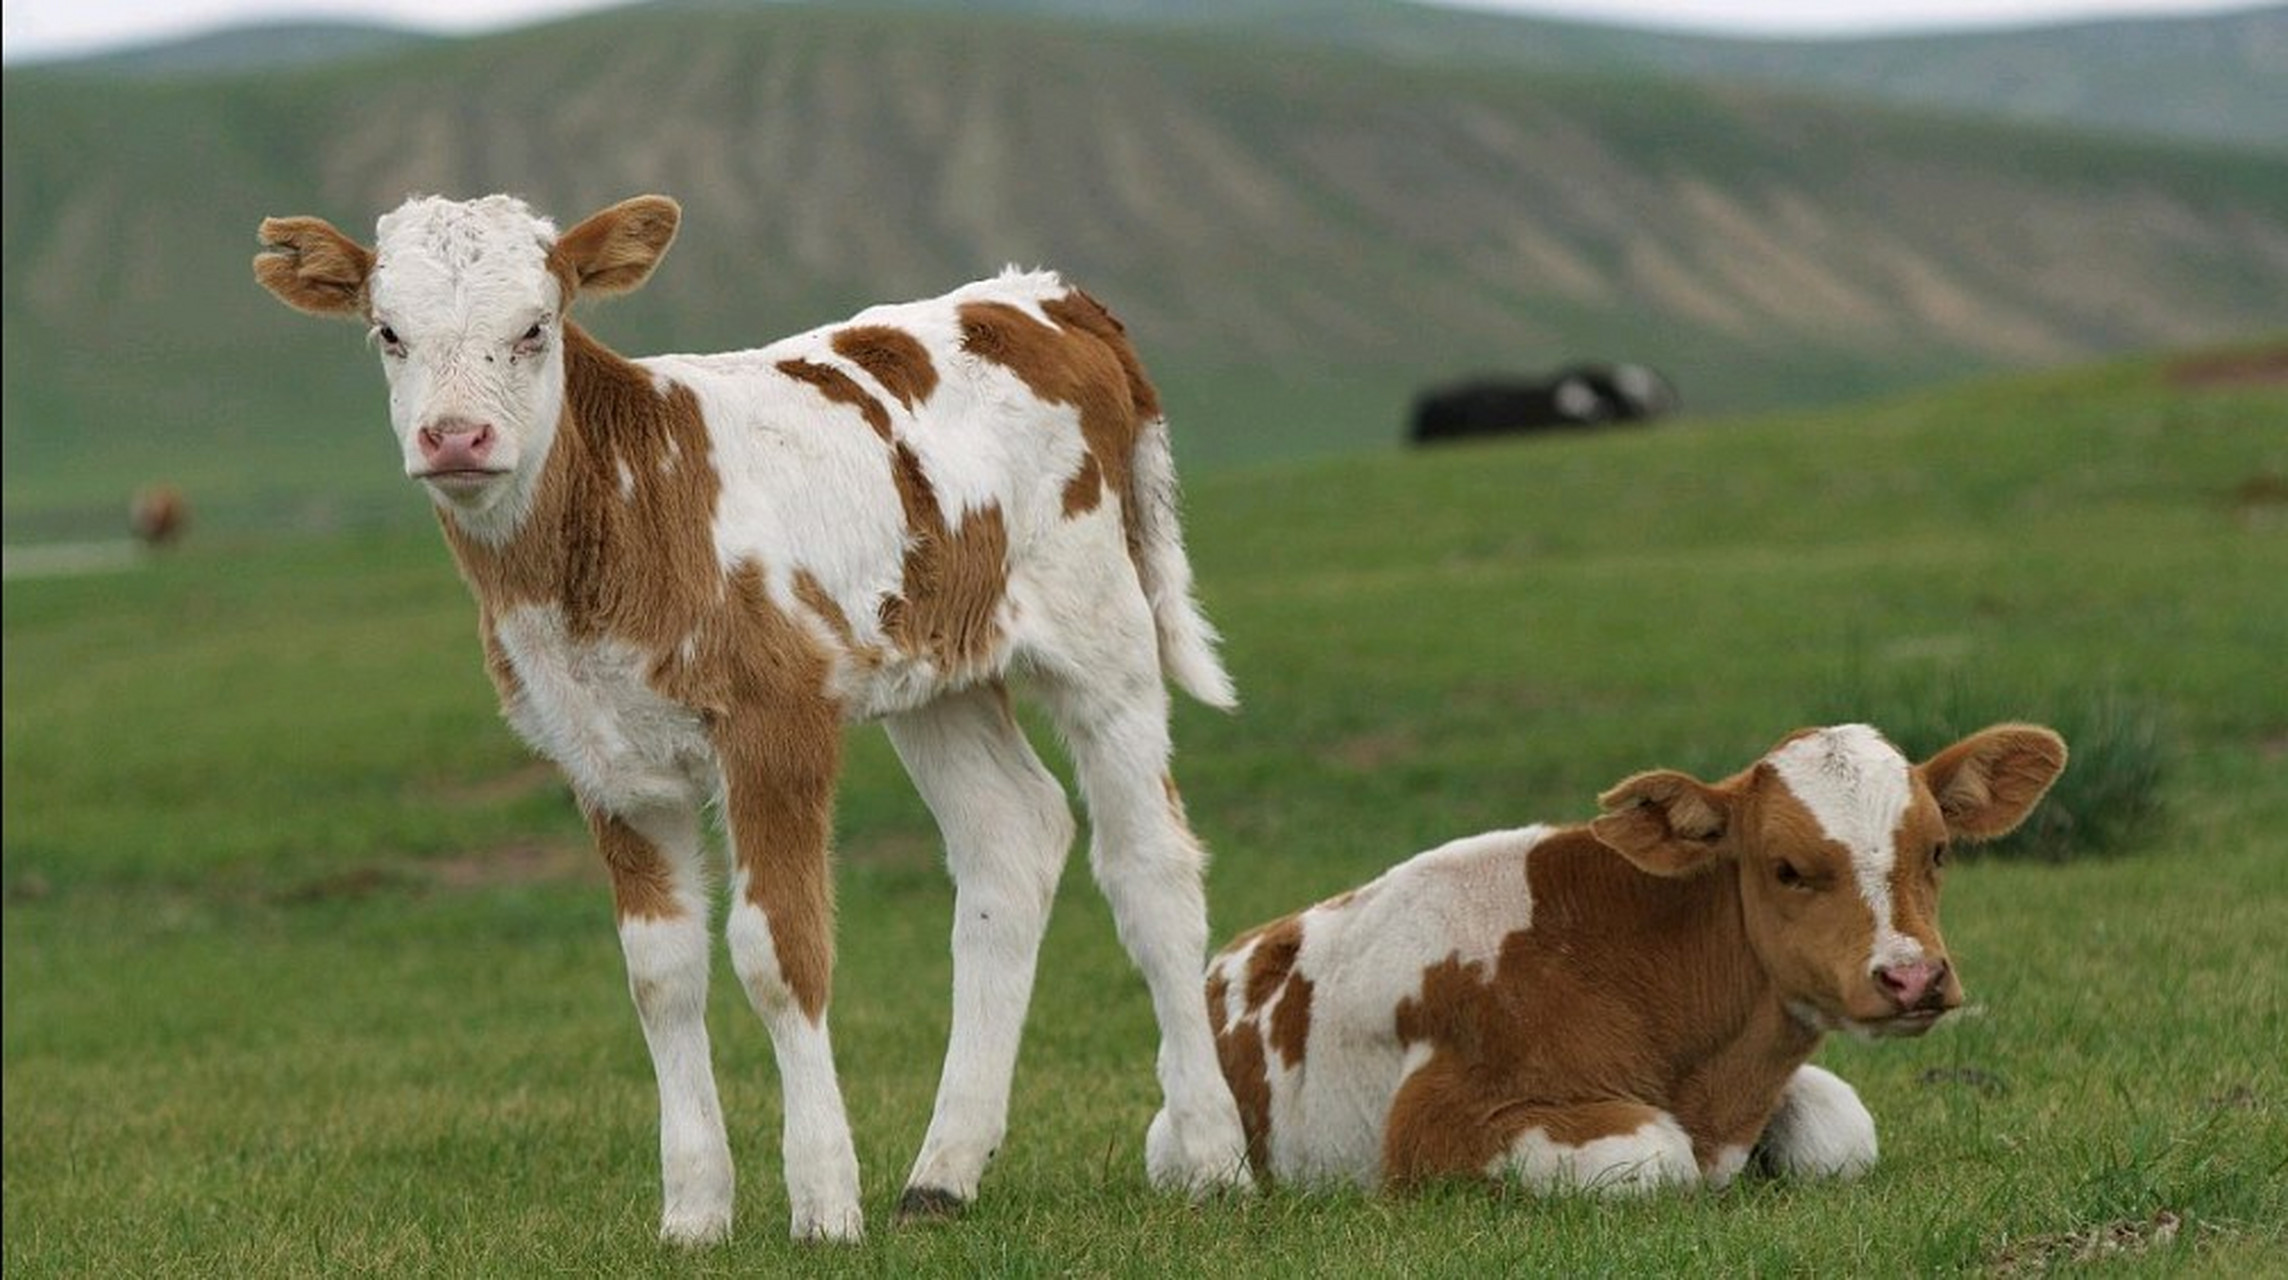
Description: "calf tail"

(1130, 417), (1237, 711)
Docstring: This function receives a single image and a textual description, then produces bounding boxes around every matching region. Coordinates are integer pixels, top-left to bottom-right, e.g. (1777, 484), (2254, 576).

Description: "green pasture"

(5, 355), (2283, 1273)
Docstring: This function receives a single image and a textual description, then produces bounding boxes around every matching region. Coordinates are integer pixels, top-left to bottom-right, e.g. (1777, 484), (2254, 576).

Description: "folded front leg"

(1752, 1063), (1878, 1181)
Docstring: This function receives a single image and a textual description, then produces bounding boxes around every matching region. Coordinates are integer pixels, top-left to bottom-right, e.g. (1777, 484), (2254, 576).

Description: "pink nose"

(1876, 959), (1949, 1010)
(418, 419), (497, 471)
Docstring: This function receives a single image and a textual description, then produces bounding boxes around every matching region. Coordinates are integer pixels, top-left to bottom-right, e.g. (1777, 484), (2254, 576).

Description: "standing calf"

(253, 193), (1249, 1241)
(1203, 723), (2066, 1192)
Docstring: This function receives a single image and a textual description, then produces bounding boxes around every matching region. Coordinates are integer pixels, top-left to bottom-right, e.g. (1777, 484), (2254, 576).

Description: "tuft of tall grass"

(1813, 663), (2167, 862)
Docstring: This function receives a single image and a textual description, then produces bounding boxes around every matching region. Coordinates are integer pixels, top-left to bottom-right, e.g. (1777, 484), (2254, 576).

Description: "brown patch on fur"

(794, 569), (886, 673)
(1045, 290), (1161, 421)
(878, 443), (1011, 675)
(832, 325), (940, 409)
(1373, 828), (1817, 1184)
(1215, 1017), (1275, 1178)
(592, 811), (682, 922)
(1061, 450), (1104, 517)
(778, 357), (894, 441)
(440, 326), (721, 646)
(958, 291), (1158, 556)
(1160, 773), (1191, 827)
(676, 560), (843, 1024)
(1267, 971), (1314, 1068)
(1243, 917), (1304, 1013)
(438, 324), (845, 1025)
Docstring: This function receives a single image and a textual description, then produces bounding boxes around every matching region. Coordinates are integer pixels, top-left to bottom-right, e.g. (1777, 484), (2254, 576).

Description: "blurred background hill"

(5, 0), (2284, 539)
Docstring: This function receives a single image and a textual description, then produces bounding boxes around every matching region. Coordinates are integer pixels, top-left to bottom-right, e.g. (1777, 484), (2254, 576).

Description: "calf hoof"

(1144, 1106), (1254, 1200)
(658, 1208), (732, 1248)
(894, 1185), (969, 1224)
(789, 1203), (864, 1244)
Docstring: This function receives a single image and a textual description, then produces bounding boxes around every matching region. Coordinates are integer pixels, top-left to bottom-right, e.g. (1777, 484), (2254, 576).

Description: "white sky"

(0, 0), (2269, 63)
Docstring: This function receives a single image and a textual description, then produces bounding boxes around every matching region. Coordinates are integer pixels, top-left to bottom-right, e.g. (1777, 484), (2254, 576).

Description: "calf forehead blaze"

(1766, 726), (1914, 871)
(1761, 725), (1941, 972)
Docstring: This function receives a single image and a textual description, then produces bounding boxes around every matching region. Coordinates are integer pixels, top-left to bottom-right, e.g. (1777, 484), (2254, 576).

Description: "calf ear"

(552, 195), (681, 298)
(1919, 724), (2069, 841)
(1591, 769), (1733, 876)
(253, 216), (374, 317)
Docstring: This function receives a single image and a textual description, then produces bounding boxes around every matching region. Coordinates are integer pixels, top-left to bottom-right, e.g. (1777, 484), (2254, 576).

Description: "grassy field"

(4, 354), (2284, 1273)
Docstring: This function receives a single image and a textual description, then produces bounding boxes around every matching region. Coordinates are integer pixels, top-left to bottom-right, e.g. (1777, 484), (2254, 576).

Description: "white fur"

(1492, 1112), (1700, 1194)
(368, 195), (568, 541)
(1756, 1063), (1879, 1180)
(725, 881), (863, 1241)
(884, 686), (1074, 1203)
(491, 606), (713, 815)
(612, 810), (731, 1245)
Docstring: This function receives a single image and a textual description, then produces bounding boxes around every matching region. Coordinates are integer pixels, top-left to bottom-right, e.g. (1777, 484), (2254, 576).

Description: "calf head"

(1591, 723), (2067, 1038)
(253, 193), (680, 537)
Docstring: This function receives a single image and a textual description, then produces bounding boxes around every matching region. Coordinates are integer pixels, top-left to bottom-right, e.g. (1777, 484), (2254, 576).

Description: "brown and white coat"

(1204, 723), (2067, 1193)
(255, 194), (1249, 1242)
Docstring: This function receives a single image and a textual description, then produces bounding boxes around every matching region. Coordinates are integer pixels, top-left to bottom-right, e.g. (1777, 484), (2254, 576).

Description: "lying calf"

(1195, 722), (2066, 1192)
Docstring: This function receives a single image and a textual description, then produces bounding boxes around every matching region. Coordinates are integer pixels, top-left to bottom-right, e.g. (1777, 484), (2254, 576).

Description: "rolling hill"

(853, 0), (2288, 149)
(4, 3), (2286, 538)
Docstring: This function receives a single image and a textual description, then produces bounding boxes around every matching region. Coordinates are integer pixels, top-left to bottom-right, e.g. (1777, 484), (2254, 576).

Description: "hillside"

(5, 4), (2287, 538)
(12, 22), (440, 76)
(857, 0), (2288, 149)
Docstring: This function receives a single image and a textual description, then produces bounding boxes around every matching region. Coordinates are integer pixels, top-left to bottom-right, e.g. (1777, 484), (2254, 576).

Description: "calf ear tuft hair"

(1921, 724), (2070, 842)
(1591, 769), (1732, 877)
(552, 195), (681, 299)
(253, 216), (374, 317)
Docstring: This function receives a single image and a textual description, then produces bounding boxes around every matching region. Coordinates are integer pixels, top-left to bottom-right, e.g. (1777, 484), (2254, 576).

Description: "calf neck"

(255, 193), (1250, 1242)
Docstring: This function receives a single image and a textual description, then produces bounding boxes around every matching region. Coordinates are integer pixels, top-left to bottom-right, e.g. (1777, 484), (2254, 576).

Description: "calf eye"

(511, 322), (547, 357)
(1775, 861), (1808, 889)
(376, 324), (404, 354)
(1932, 841), (1950, 869)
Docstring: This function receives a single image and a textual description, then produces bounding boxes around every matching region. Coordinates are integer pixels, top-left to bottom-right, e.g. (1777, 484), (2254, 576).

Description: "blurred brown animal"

(131, 485), (188, 547)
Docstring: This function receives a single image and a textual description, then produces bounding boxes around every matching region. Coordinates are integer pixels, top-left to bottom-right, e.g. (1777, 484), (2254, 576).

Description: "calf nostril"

(1877, 960), (1942, 1008)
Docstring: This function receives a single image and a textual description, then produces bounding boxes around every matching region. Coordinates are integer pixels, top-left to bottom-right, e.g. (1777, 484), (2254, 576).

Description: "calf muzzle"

(1875, 959), (1952, 1012)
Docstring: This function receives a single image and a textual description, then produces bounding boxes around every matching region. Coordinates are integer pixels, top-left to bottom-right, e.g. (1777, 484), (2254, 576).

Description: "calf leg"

(1387, 1056), (1696, 1193)
(1753, 1064), (1878, 1180)
(1039, 667), (1249, 1196)
(716, 711), (864, 1242)
(885, 683), (1074, 1217)
(593, 806), (733, 1246)
(1490, 1100), (1701, 1194)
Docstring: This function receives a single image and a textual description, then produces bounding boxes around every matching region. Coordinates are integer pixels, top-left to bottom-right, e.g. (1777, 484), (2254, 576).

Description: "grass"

(5, 353), (2285, 1273)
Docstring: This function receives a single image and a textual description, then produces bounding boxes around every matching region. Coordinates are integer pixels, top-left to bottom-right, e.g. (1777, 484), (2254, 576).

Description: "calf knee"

(1755, 1064), (1879, 1180)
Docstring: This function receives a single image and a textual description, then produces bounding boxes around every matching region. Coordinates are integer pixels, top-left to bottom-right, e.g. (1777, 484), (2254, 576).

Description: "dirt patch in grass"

(2204, 1083), (2263, 1112)
(1918, 1065), (2009, 1097)
(1324, 728), (1423, 773)
(1991, 1211), (2191, 1275)
(2167, 345), (2288, 389)
(271, 841), (595, 905)
(421, 760), (565, 809)
(427, 840), (594, 890)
